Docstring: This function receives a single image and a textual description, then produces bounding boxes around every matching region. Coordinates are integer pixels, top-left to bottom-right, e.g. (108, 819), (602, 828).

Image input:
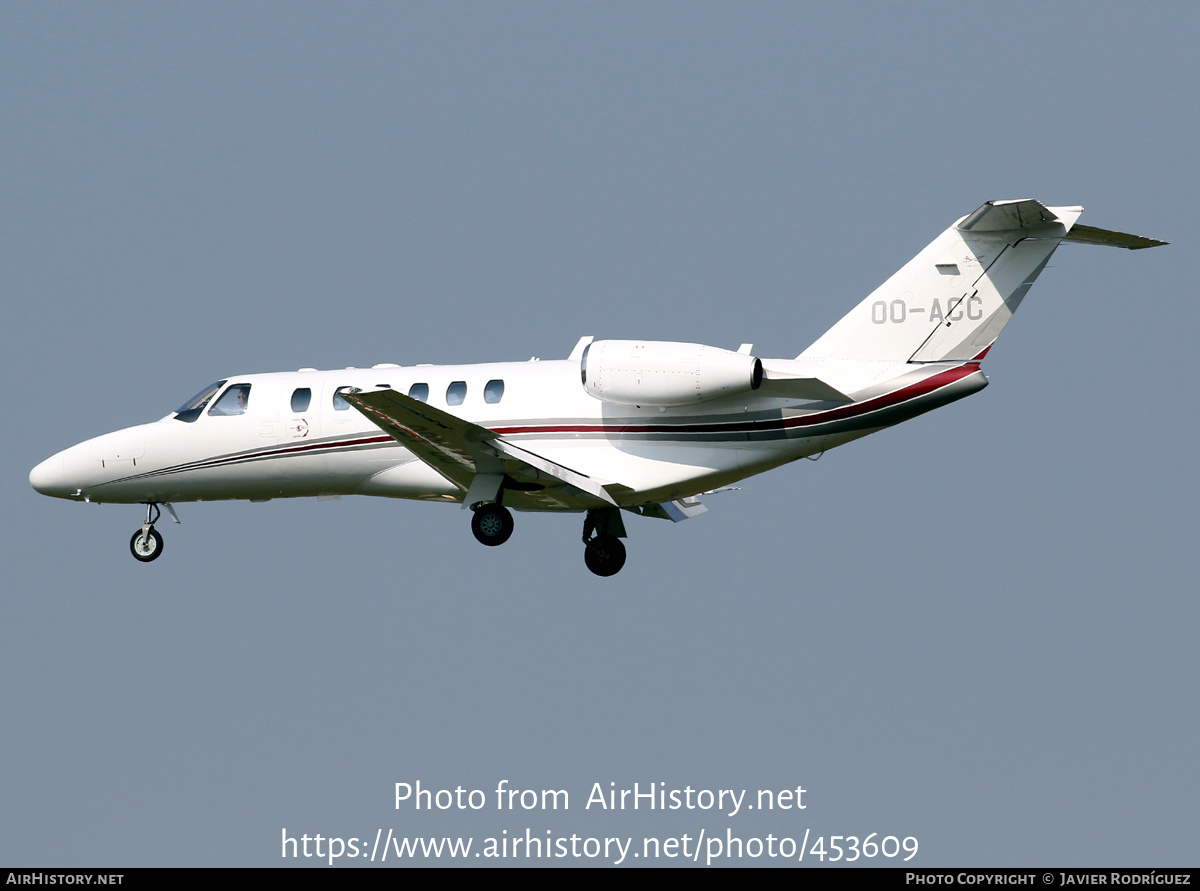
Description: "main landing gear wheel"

(130, 527), (164, 562)
(584, 534), (626, 577)
(471, 503), (514, 547)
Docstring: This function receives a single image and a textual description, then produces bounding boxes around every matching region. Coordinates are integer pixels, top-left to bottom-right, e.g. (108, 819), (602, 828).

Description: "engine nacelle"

(580, 340), (762, 407)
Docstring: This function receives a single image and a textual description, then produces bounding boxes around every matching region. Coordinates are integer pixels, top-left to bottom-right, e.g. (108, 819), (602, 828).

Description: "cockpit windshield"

(174, 380), (227, 423)
(208, 383), (252, 416)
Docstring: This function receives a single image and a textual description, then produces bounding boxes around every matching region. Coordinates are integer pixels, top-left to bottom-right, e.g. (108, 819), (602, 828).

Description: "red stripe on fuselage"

(489, 364), (980, 437)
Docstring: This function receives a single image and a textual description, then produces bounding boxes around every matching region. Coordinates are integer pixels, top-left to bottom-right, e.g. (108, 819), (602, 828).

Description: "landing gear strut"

(471, 502), (514, 546)
(130, 503), (165, 562)
(582, 508), (627, 577)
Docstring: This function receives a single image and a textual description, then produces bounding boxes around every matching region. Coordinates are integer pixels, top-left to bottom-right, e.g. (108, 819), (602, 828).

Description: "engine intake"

(580, 340), (762, 407)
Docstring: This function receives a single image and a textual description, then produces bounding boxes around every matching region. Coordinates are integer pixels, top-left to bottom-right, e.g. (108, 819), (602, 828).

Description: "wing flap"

(491, 438), (616, 505)
(626, 497), (709, 523)
(342, 387), (618, 508)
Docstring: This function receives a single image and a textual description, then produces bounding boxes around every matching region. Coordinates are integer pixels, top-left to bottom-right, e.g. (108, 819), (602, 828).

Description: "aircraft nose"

(30, 453), (71, 497)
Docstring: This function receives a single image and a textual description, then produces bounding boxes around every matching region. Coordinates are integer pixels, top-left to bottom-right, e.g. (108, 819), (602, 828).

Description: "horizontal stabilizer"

(1062, 224), (1168, 250)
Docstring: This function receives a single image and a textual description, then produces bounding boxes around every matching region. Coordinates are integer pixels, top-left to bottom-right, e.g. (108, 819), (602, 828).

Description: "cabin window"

(290, 388), (311, 412)
(484, 379), (505, 404)
(446, 381), (467, 406)
(332, 387), (353, 411)
(174, 380), (226, 423)
(408, 383), (429, 402)
(208, 383), (252, 416)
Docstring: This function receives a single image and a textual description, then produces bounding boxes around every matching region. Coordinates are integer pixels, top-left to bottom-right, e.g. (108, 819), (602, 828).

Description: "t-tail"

(798, 199), (1166, 364)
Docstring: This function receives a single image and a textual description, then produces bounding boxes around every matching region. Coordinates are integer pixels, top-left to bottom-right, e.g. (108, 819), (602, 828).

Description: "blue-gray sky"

(3, 2), (1197, 866)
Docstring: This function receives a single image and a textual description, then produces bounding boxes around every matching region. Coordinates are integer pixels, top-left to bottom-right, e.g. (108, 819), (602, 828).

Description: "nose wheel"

(471, 503), (514, 546)
(130, 527), (164, 562)
(129, 502), (167, 563)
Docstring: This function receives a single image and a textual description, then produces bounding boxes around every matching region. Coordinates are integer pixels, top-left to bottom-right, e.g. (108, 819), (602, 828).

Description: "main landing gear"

(130, 503), (165, 562)
(583, 534), (626, 577)
(582, 508), (627, 577)
(470, 502), (514, 547)
(467, 502), (630, 576)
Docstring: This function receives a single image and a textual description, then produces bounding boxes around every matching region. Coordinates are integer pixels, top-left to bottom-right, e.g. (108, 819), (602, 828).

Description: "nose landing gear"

(130, 503), (165, 562)
(130, 527), (164, 562)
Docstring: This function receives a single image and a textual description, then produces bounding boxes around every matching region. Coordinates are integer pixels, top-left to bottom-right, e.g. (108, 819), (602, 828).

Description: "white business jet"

(30, 200), (1165, 576)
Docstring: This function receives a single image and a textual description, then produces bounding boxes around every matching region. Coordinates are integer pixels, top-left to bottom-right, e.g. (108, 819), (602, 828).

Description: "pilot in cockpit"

(208, 384), (252, 416)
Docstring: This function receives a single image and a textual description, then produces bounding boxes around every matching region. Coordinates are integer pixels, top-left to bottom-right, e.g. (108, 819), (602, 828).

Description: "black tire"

(471, 503), (514, 547)
(130, 528), (164, 563)
(584, 535), (626, 577)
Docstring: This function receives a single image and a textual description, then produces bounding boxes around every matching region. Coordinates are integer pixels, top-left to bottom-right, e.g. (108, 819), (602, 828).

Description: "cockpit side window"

(208, 383), (252, 416)
(174, 380), (227, 423)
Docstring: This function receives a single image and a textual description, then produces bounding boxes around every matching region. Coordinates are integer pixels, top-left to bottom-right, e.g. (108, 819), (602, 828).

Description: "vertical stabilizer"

(799, 201), (1084, 363)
